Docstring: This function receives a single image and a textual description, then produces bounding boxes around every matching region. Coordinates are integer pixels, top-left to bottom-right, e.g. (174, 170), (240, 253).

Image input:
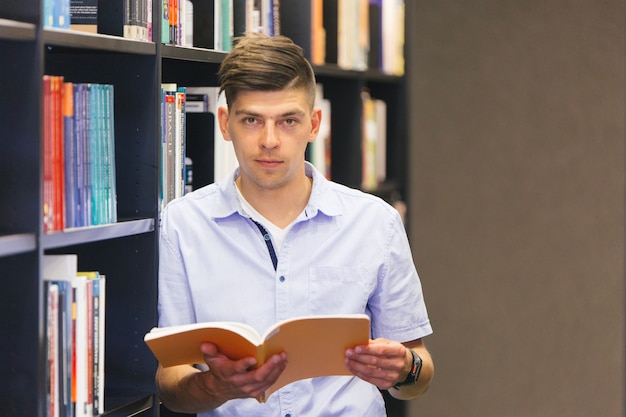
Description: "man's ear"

(217, 106), (231, 142)
(309, 108), (322, 143)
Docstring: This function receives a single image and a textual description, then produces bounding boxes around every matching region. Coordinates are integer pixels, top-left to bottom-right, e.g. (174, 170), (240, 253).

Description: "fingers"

(344, 339), (407, 390)
(199, 343), (288, 400)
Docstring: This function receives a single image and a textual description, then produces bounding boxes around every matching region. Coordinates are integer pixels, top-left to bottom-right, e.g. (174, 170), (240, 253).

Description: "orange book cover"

(311, 0), (326, 65)
(145, 314), (371, 402)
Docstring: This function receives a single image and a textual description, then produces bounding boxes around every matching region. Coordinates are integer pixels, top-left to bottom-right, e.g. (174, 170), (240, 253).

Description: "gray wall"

(405, 1), (624, 416)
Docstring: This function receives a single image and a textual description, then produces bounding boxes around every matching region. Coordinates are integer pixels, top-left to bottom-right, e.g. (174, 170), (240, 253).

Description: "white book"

(311, 84), (332, 179)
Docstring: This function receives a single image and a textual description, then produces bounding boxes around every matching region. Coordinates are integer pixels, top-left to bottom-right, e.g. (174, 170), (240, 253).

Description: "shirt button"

(264, 233), (271, 241)
(279, 276), (286, 282)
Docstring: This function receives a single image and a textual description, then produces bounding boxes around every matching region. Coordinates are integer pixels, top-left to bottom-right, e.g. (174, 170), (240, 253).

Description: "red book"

(53, 77), (66, 231)
(43, 75), (54, 232)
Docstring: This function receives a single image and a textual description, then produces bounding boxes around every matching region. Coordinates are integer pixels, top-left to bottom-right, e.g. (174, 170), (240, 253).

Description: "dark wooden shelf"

(0, 18), (35, 41)
(43, 27), (156, 54)
(0, 233), (36, 257)
(42, 218), (155, 250)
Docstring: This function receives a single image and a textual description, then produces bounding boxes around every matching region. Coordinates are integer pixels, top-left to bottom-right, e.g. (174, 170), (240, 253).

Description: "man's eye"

(244, 117), (257, 125)
(283, 118), (297, 126)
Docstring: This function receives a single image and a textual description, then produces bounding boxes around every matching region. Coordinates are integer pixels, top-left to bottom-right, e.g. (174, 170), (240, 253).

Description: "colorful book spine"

(43, 256), (106, 417)
(43, 79), (117, 232)
(63, 82), (77, 229)
(43, 75), (66, 233)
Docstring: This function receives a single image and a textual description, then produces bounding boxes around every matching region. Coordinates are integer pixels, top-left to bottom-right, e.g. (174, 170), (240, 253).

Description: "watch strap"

(393, 348), (422, 388)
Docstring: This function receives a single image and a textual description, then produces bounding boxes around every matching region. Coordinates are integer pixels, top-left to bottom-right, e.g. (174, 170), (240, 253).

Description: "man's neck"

(235, 175), (313, 229)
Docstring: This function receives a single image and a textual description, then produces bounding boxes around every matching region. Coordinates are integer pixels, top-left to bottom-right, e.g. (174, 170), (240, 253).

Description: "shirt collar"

(209, 162), (342, 220)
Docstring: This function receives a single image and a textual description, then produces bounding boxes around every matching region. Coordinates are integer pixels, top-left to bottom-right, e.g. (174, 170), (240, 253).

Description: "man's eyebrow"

(233, 109), (262, 117)
(233, 109), (306, 118)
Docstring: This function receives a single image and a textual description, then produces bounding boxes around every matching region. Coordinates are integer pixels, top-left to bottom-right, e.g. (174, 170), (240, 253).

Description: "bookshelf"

(0, 1), (408, 416)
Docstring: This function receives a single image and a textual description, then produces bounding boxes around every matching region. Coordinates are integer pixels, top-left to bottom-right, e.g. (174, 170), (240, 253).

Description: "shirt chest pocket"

(309, 266), (376, 315)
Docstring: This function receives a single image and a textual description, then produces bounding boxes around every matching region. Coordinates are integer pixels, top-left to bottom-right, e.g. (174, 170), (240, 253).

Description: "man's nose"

(260, 123), (279, 148)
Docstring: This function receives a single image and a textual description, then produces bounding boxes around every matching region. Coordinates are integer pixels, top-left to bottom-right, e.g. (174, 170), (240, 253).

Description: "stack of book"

(42, 75), (117, 233)
(160, 83), (187, 209)
(44, 254), (106, 417)
(67, 0), (154, 41)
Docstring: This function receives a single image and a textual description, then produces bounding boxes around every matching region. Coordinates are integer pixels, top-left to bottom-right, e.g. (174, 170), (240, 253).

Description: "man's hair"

(217, 33), (317, 109)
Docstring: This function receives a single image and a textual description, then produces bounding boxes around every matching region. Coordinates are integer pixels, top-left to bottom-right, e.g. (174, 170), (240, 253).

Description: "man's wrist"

(393, 348), (422, 388)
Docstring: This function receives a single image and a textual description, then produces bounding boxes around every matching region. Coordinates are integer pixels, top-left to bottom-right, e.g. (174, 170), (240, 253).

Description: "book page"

(262, 314), (371, 398)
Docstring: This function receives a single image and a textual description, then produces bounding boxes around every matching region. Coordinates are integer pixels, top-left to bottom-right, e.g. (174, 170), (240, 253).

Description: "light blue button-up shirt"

(158, 162), (432, 417)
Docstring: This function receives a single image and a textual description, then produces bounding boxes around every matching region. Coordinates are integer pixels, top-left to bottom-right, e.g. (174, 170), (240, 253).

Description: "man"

(156, 33), (434, 416)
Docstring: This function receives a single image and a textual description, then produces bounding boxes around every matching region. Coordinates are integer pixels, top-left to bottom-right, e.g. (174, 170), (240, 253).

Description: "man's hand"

(344, 338), (433, 399)
(196, 342), (288, 402)
(156, 342), (288, 413)
(344, 338), (409, 390)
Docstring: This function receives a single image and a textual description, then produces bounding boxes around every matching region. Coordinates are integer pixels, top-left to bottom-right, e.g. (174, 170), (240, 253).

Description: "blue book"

(103, 85), (117, 224)
(56, 0), (71, 28)
(63, 82), (77, 228)
(73, 84), (86, 227)
(44, 0), (56, 28)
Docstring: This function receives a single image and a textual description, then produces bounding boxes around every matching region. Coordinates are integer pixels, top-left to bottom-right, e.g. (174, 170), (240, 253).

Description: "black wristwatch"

(393, 349), (422, 388)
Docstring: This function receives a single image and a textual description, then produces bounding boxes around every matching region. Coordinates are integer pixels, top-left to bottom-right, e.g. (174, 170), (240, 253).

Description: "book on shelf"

(45, 281), (61, 417)
(162, 0), (192, 45)
(97, 0), (152, 41)
(361, 90), (387, 190)
(43, 77), (118, 232)
(374, 97), (387, 185)
(169, 0), (179, 44)
(43, 75), (66, 233)
(279, 0), (323, 64)
(85, 83), (117, 227)
(215, 0), (233, 51)
(160, 83), (188, 208)
(63, 82), (77, 230)
(70, 0), (98, 33)
(337, 0), (369, 71)
(281, 0), (403, 73)
(309, 83), (332, 179)
(161, 0), (169, 43)
(144, 314), (370, 403)
(77, 270), (106, 416)
(130, 0), (150, 41)
(311, 0), (326, 65)
(44, 0), (71, 29)
(182, 0), (192, 46)
(161, 86), (177, 207)
(43, 255), (106, 417)
(381, 0), (404, 75)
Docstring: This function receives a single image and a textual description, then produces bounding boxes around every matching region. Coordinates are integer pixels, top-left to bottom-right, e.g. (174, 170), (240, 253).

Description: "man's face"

(218, 88), (321, 192)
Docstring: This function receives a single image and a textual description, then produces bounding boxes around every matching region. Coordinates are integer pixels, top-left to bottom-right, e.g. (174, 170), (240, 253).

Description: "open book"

(144, 314), (371, 402)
